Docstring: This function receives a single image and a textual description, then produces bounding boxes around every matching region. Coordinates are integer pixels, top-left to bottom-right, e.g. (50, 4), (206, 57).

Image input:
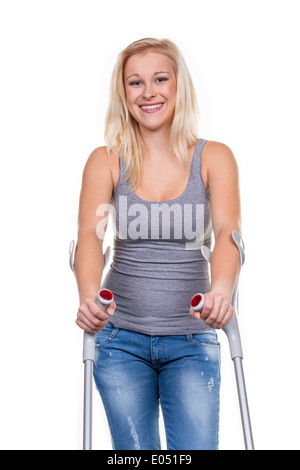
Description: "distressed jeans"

(93, 322), (221, 450)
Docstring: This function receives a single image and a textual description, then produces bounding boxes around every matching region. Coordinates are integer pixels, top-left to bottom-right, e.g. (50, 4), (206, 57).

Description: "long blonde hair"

(105, 38), (199, 190)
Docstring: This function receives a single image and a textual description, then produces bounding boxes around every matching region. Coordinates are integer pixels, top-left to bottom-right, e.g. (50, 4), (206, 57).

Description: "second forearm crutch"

(69, 241), (113, 450)
(190, 231), (254, 450)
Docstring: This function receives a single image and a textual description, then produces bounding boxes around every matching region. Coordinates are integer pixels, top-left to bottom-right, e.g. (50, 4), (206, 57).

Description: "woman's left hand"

(190, 292), (234, 329)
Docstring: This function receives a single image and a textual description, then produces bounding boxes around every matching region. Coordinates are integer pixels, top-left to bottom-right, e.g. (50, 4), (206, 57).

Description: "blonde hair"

(105, 38), (199, 190)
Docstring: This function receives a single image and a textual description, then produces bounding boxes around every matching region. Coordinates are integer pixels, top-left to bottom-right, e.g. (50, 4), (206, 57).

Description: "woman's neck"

(140, 125), (174, 162)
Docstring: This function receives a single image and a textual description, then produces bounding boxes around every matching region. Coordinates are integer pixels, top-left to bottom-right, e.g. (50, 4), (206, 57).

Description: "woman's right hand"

(75, 295), (116, 333)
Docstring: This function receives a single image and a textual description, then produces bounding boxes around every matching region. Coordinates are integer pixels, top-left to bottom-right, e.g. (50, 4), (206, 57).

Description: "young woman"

(74, 38), (241, 450)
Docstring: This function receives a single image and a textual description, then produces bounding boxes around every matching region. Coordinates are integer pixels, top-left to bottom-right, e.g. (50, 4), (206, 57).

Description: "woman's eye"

(156, 77), (168, 83)
(129, 81), (142, 86)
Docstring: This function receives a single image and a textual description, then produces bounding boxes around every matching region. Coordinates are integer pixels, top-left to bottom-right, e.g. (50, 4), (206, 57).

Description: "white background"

(0, 0), (299, 450)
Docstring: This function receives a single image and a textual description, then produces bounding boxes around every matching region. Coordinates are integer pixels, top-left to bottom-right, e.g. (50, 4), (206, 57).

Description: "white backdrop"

(1, 0), (299, 450)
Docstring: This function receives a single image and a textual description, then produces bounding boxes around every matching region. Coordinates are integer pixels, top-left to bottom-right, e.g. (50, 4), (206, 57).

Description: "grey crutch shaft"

(83, 358), (93, 451)
(223, 313), (254, 450)
(83, 289), (114, 451)
(234, 357), (254, 450)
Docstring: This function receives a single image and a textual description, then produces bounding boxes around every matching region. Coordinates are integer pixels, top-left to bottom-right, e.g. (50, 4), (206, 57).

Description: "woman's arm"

(74, 147), (116, 332)
(191, 141), (241, 329)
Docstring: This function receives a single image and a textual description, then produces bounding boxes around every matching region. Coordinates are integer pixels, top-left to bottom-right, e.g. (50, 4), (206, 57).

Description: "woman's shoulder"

(85, 145), (118, 166)
(83, 146), (119, 174)
(83, 146), (120, 189)
(201, 140), (238, 190)
(202, 140), (238, 172)
(203, 140), (236, 159)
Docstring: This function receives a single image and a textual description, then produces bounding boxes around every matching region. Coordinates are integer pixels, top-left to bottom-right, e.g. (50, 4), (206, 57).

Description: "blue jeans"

(93, 322), (221, 450)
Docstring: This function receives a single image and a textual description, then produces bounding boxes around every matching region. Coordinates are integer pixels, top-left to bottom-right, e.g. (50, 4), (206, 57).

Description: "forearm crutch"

(190, 231), (254, 450)
(69, 241), (113, 450)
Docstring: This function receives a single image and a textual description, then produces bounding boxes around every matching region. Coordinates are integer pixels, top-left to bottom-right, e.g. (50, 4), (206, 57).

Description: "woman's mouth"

(139, 102), (165, 113)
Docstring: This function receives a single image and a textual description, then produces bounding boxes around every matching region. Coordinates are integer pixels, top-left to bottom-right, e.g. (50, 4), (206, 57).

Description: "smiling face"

(124, 51), (177, 134)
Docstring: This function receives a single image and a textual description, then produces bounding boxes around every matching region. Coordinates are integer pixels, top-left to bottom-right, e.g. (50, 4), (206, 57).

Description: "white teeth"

(140, 103), (163, 110)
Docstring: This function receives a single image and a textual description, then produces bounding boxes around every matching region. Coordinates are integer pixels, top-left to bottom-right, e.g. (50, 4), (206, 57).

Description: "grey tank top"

(101, 138), (213, 335)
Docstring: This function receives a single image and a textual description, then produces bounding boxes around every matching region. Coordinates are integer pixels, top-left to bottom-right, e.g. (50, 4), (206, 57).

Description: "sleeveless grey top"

(101, 139), (213, 335)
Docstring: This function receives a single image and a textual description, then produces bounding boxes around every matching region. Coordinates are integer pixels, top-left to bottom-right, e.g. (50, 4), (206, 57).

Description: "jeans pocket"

(95, 322), (119, 348)
(190, 330), (220, 348)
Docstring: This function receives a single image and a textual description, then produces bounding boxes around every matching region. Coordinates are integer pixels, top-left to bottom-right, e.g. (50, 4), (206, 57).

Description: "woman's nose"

(143, 82), (156, 99)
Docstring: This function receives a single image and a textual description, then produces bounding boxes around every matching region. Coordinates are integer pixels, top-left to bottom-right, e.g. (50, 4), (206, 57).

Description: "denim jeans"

(93, 322), (221, 450)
